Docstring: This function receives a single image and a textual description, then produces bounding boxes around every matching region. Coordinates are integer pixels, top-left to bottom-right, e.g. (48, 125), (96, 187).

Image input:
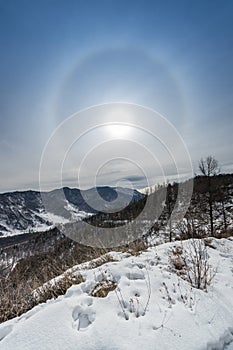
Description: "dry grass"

(90, 280), (117, 298)
(0, 269), (84, 323)
(34, 272), (84, 302)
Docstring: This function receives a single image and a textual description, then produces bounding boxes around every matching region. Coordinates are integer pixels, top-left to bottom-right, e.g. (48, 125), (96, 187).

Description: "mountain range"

(0, 187), (145, 236)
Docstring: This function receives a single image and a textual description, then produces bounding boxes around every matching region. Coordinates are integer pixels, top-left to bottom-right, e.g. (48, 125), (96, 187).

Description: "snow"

(0, 209), (90, 238)
(0, 238), (233, 350)
(0, 212), (68, 238)
(64, 201), (93, 220)
(0, 198), (93, 238)
(37, 211), (70, 225)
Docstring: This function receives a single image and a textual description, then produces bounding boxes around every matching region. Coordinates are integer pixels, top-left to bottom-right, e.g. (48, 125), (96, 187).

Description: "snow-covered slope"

(0, 238), (233, 350)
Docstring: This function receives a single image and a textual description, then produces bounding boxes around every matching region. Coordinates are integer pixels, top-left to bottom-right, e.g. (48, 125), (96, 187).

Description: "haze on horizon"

(0, 0), (233, 192)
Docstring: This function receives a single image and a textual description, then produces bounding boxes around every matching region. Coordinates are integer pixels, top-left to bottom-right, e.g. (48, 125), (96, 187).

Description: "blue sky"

(0, 0), (233, 191)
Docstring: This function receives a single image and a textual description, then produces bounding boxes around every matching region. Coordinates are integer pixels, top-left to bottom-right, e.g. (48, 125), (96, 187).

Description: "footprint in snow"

(125, 269), (145, 280)
(72, 298), (95, 331)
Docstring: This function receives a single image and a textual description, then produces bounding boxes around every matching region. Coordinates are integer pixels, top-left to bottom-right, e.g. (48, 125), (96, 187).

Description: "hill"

(0, 237), (233, 350)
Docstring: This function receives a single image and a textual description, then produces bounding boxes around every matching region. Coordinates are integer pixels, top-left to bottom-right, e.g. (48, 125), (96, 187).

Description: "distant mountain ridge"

(0, 187), (145, 236)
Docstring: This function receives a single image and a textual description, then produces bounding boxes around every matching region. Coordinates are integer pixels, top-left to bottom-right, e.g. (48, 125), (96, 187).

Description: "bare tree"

(198, 156), (219, 236)
(199, 156), (219, 177)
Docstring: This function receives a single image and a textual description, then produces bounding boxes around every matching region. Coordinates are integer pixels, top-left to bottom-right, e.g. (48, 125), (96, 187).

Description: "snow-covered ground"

(0, 238), (233, 350)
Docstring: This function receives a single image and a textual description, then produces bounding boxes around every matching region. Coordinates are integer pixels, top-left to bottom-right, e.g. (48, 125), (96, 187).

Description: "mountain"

(0, 187), (145, 236)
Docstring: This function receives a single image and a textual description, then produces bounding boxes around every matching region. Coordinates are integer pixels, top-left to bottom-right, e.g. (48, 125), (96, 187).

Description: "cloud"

(123, 175), (146, 183)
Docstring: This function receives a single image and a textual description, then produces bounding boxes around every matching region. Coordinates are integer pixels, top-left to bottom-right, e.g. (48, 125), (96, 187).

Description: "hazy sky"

(0, 0), (233, 191)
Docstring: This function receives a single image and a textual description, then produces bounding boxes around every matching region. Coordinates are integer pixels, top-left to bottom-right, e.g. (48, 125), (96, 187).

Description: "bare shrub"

(169, 246), (184, 271)
(169, 239), (216, 290)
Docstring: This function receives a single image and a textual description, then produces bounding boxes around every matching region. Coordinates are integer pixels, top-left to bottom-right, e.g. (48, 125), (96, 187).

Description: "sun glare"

(106, 124), (131, 138)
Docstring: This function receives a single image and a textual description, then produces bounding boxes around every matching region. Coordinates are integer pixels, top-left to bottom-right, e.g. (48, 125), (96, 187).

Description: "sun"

(105, 124), (131, 139)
